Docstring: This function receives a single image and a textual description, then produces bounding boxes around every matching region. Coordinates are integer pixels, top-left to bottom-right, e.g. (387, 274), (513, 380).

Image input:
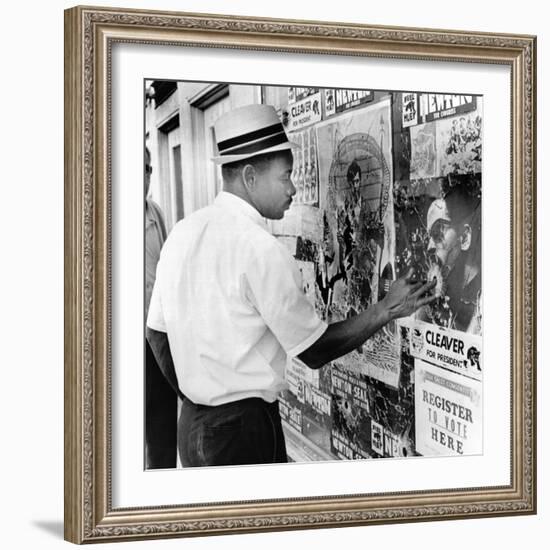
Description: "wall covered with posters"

(263, 85), (483, 461)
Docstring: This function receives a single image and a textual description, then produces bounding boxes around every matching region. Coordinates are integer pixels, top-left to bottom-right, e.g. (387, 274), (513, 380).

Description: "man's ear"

(460, 224), (472, 251)
(241, 164), (256, 191)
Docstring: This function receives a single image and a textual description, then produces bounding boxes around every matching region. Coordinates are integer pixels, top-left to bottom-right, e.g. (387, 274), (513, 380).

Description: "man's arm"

(146, 327), (183, 400)
(298, 270), (436, 370)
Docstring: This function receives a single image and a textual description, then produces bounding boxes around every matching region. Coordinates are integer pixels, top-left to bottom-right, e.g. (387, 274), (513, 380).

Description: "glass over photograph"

(144, 80), (483, 469)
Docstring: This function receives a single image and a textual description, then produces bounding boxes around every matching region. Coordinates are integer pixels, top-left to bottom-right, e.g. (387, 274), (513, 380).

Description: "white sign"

(415, 359), (482, 457)
(402, 92), (418, 128)
(371, 419), (384, 456)
(407, 319), (482, 381)
(289, 91), (322, 130)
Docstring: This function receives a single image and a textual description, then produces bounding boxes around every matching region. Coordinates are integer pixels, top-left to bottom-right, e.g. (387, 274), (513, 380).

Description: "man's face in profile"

(252, 151), (295, 220)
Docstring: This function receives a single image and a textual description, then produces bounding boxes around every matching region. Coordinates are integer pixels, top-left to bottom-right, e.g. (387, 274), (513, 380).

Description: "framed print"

(64, 5), (536, 544)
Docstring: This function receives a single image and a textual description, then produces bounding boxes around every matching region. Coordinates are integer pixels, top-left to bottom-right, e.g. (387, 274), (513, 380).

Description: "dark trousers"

(145, 340), (178, 469)
(178, 396), (288, 467)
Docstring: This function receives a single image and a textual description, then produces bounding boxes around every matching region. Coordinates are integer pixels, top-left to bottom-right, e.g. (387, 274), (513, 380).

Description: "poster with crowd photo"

(410, 105), (482, 179)
(315, 98), (400, 387)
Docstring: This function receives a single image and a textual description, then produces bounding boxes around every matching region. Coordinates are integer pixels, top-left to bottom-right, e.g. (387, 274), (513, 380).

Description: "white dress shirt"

(147, 191), (327, 406)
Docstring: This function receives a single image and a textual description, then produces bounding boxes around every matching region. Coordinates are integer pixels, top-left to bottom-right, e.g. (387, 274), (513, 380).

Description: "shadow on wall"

(32, 520), (64, 540)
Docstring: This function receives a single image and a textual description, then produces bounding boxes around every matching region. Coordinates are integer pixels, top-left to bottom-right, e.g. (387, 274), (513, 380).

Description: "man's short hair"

(221, 150), (292, 182)
(442, 175), (481, 227)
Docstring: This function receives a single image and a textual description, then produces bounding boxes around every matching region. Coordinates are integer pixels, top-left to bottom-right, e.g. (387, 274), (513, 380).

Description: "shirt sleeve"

(244, 237), (327, 357)
(146, 276), (167, 333)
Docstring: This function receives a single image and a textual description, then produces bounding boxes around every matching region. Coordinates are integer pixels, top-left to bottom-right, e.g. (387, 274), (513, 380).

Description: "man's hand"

(298, 268), (437, 371)
(381, 268), (437, 321)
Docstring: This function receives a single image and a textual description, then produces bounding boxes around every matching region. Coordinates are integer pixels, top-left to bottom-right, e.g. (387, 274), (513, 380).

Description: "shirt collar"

(214, 191), (267, 228)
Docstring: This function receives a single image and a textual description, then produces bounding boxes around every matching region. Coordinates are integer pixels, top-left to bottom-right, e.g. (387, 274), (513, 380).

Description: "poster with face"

(315, 98), (400, 387)
(395, 99), (482, 336)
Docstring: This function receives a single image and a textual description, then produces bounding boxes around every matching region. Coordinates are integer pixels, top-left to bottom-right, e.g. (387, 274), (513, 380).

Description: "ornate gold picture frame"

(64, 5), (536, 544)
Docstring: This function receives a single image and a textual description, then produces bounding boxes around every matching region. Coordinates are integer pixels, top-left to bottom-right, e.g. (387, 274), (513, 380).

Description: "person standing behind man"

(144, 146), (178, 468)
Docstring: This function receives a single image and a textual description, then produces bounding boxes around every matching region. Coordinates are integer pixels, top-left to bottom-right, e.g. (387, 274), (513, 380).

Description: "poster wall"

(275, 88), (483, 462)
(144, 80), (485, 470)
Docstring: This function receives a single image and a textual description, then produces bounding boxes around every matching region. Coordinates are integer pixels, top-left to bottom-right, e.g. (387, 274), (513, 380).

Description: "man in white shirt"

(147, 104), (436, 467)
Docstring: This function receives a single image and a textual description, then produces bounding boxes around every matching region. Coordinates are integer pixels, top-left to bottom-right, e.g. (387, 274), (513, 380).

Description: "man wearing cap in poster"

(146, 104), (436, 467)
(424, 183), (482, 333)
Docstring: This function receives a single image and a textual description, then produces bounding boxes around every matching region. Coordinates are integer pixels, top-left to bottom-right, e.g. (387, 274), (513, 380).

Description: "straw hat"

(212, 104), (297, 165)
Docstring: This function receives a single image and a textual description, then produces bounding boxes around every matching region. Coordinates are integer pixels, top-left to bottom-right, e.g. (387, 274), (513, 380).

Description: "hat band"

(217, 122), (286, 153)
(218, 132), (289, 157)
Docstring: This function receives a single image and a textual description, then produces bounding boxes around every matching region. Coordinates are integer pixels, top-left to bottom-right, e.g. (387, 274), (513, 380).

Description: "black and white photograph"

(143, 81), (483, 469)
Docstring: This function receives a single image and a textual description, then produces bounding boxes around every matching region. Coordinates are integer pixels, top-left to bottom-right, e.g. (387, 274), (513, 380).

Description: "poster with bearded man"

(395, 95), (482, 337)
(423, 182), (481, 334)
(394, 92), (483, 458)
(395, 173), (482, 335)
